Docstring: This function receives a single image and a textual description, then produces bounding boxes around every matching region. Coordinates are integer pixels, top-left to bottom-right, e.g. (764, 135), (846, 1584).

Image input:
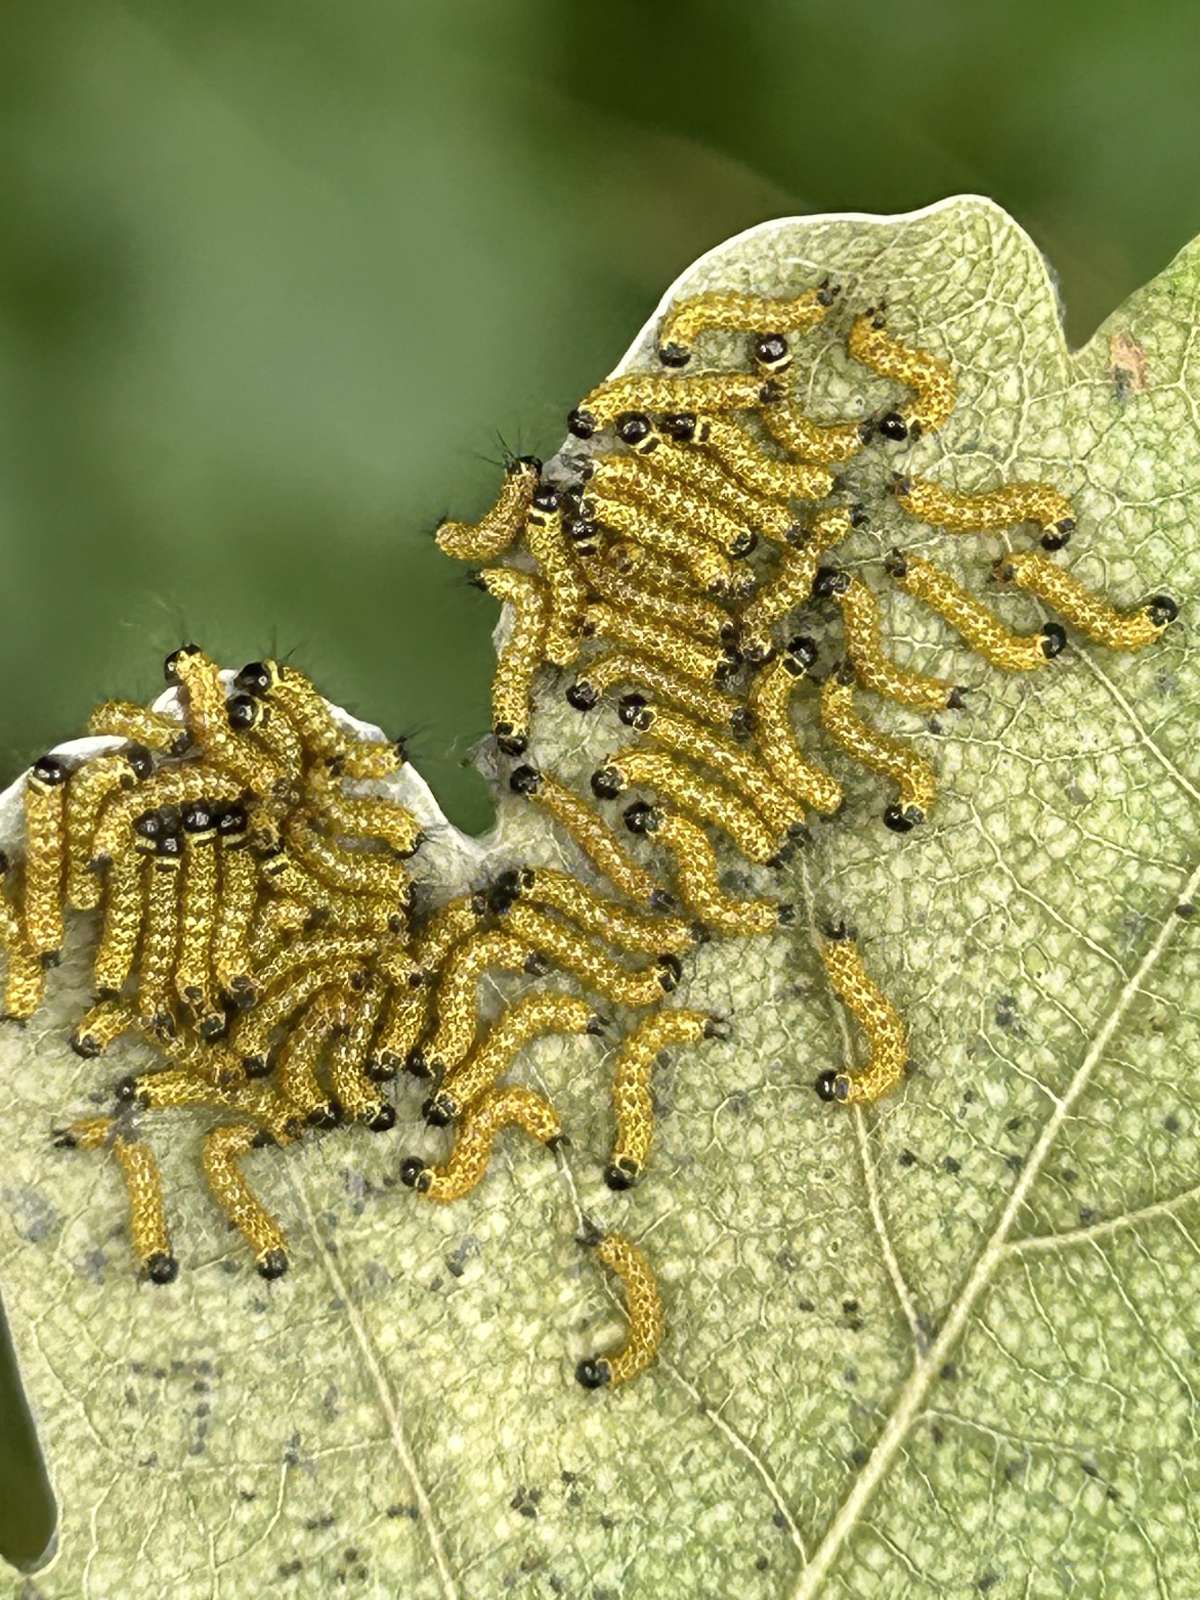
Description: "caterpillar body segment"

(592, 748), (784, 866)
(174, 802), (223, 1036)
(887, 551), (1066, 671)
(231, 957), (369, 1077)
(211, 806), (259, 998)
(240, 933), (381, 1010)
(660, 413), (837, 503)
(112, 1136), (178, 1283)
(276, 987), (347, 1128)
(509, 766), (668, 911)
(91, 827), (154, 997)
(847, 308), (957, 441)
(412, 891), (491, 976)
(576, 1231), (664, 1390)
(1, 872), (46, 1021)
(70, 997), (138, 1059)
(303, 766), (423, 857)
(891, 474), (1076, 552)
(496, 901), (682, 1010)
(226, 693), (305, 788)
(474, 565), (550, 755)
(368, 982), (431, 1082)
(994, 552), (1178, 651)
(137, 831), (184, 1033)
(401, 1085), (563, 1202)
(622, 804), (793, 936)
(569, 370), (778, 440)
(490, 865), (695, 956)
(436, 455), (541, 562)
(819, 662), (937, 832)
(655, 282), (837, 368)
(814, 926), (908, 1107)
(328, 979), (392, 1128)
(746, 639), (845, 816)
(825, 572), (965, 713)
(606, 1008), (726, 1189)
(202, 1122), (289, 1278)
(425, 992), (600, 1126)
(567, 651), (749, 737)
(338, 738), (408, 782)
(284, 815), (412, 903)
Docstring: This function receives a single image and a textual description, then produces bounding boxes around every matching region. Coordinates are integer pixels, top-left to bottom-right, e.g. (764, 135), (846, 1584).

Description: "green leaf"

(3, 195), (1198, 1598)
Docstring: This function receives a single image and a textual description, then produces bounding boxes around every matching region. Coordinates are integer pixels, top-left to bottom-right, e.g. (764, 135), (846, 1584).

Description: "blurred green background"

(2, 0), (1196, 1570)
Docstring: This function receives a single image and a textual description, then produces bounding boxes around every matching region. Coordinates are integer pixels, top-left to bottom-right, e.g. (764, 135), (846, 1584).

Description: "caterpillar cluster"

(3, 274), (1181, 1395)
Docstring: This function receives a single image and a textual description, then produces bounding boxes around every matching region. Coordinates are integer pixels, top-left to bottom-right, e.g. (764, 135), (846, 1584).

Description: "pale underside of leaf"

(2, 195), (1199, 1599)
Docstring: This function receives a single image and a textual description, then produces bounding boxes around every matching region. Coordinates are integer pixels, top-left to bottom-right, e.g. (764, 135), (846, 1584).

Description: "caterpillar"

(86, 700), (190, 757)
(328, 980), (394, 1130)
(257, 846), (406, 938)
(568, 370), (778, 439)
(362, 894), (489, 1079)
(654, 281), (838, 367)
(576, 489), (738, 597)
(367, 983), (429, 1083)
(211, 804), (259, 1000)
(305, 758), (424, 856)
(91, 810), (160, 997)
(234, 660), (348, 762)
(283, 816), (414, 903)
(567, 651), (750, 738)
(54, 1119), (179, 1285)
(891, 473), (1077, 552)
(137, 827), (184, 1034)
(424, 991), (601, 1126)
(400, 1084), (563, 1202)
(64, 746), (153, 911)
(165, 644), (280, 795)
(226, 693), (305, 788)
(231, 957), (368, 1077)
(606, 1008), (727, 1189)
(746, 638), (845, 816)
(496, 901), (683, 1009)
(202, 1122), (289, 1278)
(577, 551), (735, 645)
(174, 801), (224, 1039)
(412, 891), (492, 977)
(90, 766), (244, 867)
(760, 402), (868, 466)
(614, 413), (798, 542)
(886, 550), (1066, 670)
(623, 803), (794, 935)
(737, 505), (865, 661)
(623, 701), (802, 839)
(813, 924), (908, 1106)
(276, 986), (347, 1128)
(576, 1230), (664, 1389)
(240, 932), (380, 1010)
(338, 737), (408, 783)
(523, 487), (588, 668)
(591, 747), (785, 866)
(69, 996), (137, 1059)
(819, 661), (937, 832)
(21, 756), (69, 966)
(411, 930), (545, 1080)
(509, 765), (670, 911)
(578, 454), (758, 558)
(489, 865), (696, 955)
(847, 307), (956, 441)
(473, 565), (550, 756)
(993, 552), (1179, 650)
(659, 413), (837, 503)
(436, 455), (541, 562)
(0, 857), (46, 1023)
(580, 602), (740, 686)
(819, 569), (965, 713)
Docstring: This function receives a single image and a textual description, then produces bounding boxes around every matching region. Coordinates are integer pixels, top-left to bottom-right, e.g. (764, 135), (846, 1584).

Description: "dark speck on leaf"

(1106, 1485), (1121, 1502)
(277, 1559), (303, 1578)
(1005, 1153), (1023, 1172)
(238, 1488), (258, 1503)
(1081, 1460), (1099, 1478)
(1006, 1116), (1024, 1133)
(1175, 900), (1195, 919)
(561, 1470), (581, 1485)
(940, 1362), (959, 1381)
(1079, 1206), (1098, 1225)
(795, 1296), (814, 1313)
(849, 1446), (869, 1467)
(776, 1247), (800, 1271)
(598, 1513), (617, 1531)
(977, 1573), (1001, 1594)
(1164, 1113), (1181, 1134)
(994, 995), (1018, 1029)
(304, 1513), (335, 1532)
(842, 1298), (858, 1314)
(386, 1503), (418, 1519)
(930, 1424), (945, 1446)
(1061, 1168), (1078, 1185)
(898, 1149), (916, 1168)
(756, 1555), (770, 1572)
(942, 1155), (961, 1175)
(773, 1511), (789, 1530)
(843, 1366), (857, 1384)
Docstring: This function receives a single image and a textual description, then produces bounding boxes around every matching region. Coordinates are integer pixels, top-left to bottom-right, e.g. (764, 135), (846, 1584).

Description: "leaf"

(3, 195), (1199, 1599)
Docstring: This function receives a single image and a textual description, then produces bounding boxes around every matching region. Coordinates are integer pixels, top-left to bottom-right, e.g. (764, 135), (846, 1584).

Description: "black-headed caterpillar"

(654, 281), (838, 367)
(567, 650), (750, 738)
(232, 956), (368, 1077)
(623, 701), (802, 840)
(86, 700), (190, 757)
(68, 996), (136, 1059)
(212, 804), (259, 1001)
(226, 693), (304, 788)
(993, 552), (1179, 651)
(275, 986), (347, 1128)
(329, 979), (395, 1130)
(568, 370), (778, 440)
(891, 473), (1076, 551)
(424, 991), (601, 1126)
(91, 809), (159, 998)
(578, 454), (757, 559)
(90, 765), (243, 867)
(234, 659), (347, 762)
(21, 755), (70, 965)
(137, 826), (184, 1034)
(659, 413), (836, 503)
(745, 638), (844, 816)
(847, 307), (957, 441)
(614, 413), (798, 543)
(760, 402), (868, 467)
(65, 746), (153, 911)
(508, 765), (669, 911)
(813, 923), (908, 1107)
(489, 865), (695, 956)
(55, 1119), (178, 1284)
(886, 551), (1066, 671)
(1, 851), (45, 1022)
(737, 504), (865, 662)
(400, 1084), (563, 1202)
(304, 759), (424, 857)
(241, 931), (380, 1009)
(523, 487), (588, 668)
(819, 569), (965, 713)
(497, 901), (682, 1010)
(411, 930), (545, 1080)
(580, 602), (739, 687)
(575, 1230), (664, 1390)
(605, 1009), (727, 1189)
(578, 550), (735, 646)
(591, 747), (784, 866)
(577, 488), (738, 597)
(201, 1122), (289, 1279)
(622, 803), (794, 936)
(165, 644), (279, 794)
(174, 800), (225, 1039)
(473, 565), (550, 756)
(284, 814), (413, 902)
(819, 661), (937, 832)
(436, 455), (542, 562)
